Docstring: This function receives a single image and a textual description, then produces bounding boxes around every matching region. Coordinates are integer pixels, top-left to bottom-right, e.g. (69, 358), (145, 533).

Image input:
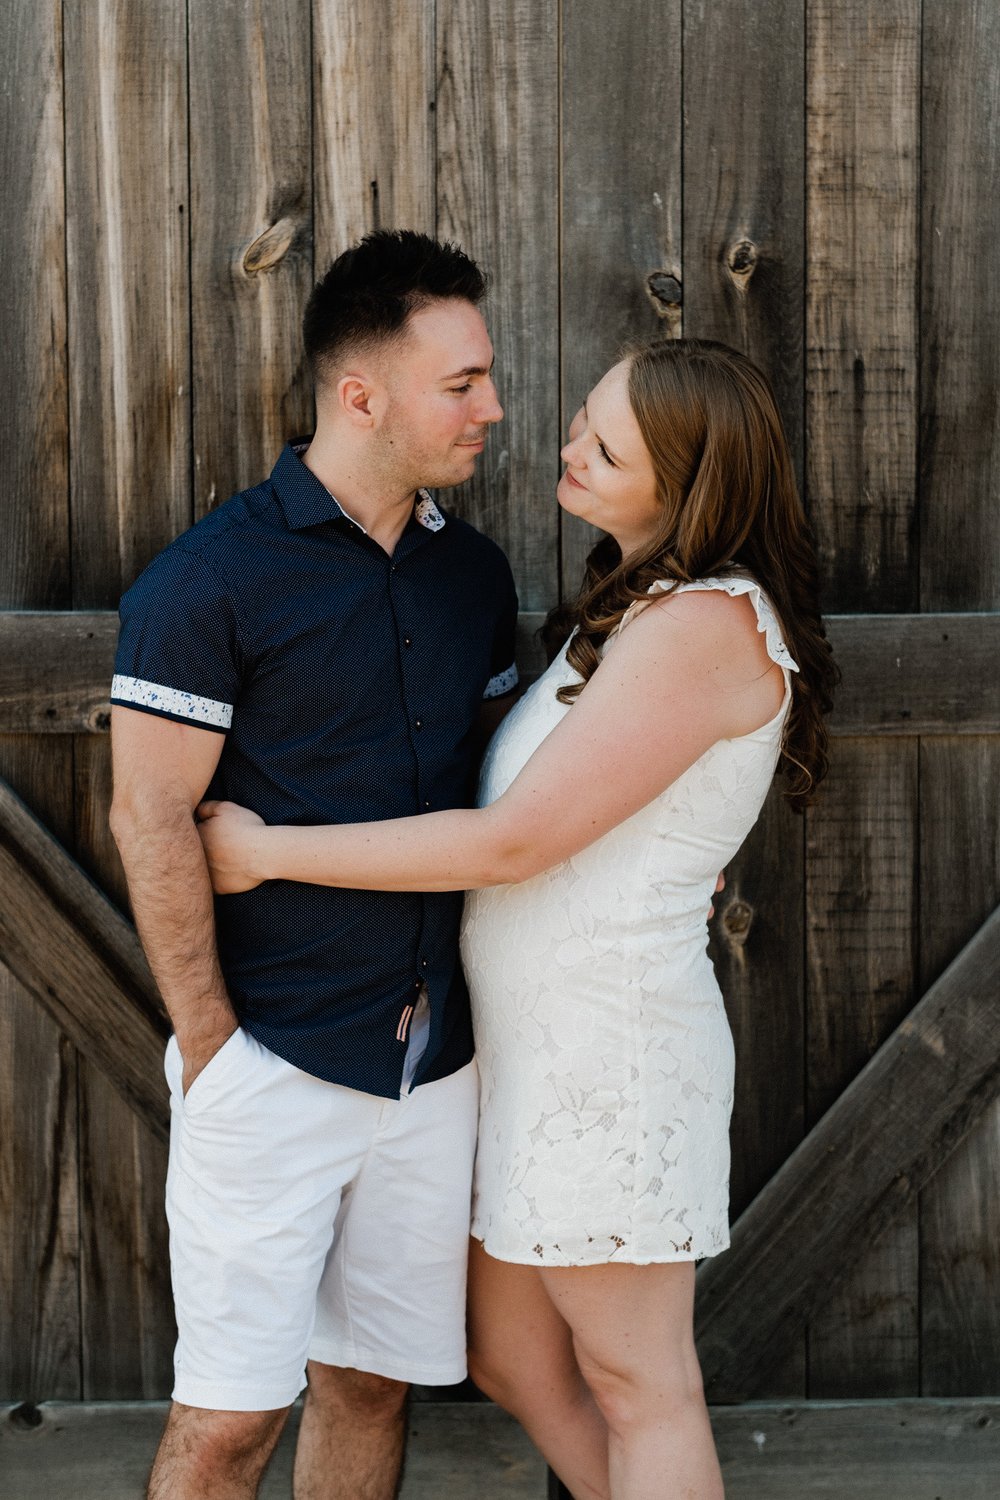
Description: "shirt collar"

(271, 440), (447, 535)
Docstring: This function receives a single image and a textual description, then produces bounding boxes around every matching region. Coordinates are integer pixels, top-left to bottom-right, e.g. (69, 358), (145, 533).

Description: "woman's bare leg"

(467, 1239), (610, 1500)
(539, 1261), (722, 1500)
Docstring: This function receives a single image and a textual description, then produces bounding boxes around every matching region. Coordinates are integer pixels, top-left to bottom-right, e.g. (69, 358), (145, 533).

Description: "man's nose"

(477, 380), (504, 424)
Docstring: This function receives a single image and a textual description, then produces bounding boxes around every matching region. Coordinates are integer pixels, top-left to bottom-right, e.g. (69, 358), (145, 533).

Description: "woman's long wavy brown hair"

(545, 337), (838, 809)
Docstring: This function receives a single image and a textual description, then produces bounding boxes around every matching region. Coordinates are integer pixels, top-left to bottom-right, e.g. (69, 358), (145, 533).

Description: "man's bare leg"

(293, 1362), (409, 1500)
(147, 1401), (289, 1500)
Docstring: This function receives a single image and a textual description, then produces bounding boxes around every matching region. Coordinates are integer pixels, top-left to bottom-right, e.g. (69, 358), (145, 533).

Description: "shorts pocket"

(179, 1026), (246, 1115)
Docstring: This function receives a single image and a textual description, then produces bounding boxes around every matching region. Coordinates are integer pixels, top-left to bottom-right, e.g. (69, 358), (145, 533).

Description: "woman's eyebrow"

(583, 400), (625, 466)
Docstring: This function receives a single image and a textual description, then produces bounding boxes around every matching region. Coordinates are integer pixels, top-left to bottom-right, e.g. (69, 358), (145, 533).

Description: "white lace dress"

(461, 575), (798, 1265)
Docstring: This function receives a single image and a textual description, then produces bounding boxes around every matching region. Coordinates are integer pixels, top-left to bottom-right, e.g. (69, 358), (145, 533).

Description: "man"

(110, 230), (517, 1499)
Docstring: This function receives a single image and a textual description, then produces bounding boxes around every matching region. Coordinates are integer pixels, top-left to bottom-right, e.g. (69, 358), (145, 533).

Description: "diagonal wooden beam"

(0, 777), (169, 1142)
(695, 903), (1000, 1397)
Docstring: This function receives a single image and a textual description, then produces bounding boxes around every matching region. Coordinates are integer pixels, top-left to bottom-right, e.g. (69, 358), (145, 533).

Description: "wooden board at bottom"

(4, 1400), (1000, 1499)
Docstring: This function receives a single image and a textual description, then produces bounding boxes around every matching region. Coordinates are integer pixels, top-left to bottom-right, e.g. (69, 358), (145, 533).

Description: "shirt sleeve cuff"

(110, 674), (233, 730)
(483, 663), (519, 700)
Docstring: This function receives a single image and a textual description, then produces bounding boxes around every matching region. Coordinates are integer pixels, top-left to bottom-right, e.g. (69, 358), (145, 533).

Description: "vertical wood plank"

(435, 0), (560, 612)
(802, 0), (922, 1399)
(0, 0), (69, 606)
(0, 741), (79, 1403)
(63, 0), (189, 1398)
(920, 0), (1000, 611)
(558, 0), (683, 597)
(806, 0), (919, 611)
(313, 0), (435, 260)
(707, 786), (806, 1400)
(919, 3), (1000, 1396)
(683, 0), (807, 1399)
(64, 0), (190, 606)
(683, 0), (805, 484)
(189, 0), (314, 517)
(0, 0), (79, 1403)
(918, 752), (1000, 1395)
(805, 740), (919, 1396)
(74, 737), (174, 1399)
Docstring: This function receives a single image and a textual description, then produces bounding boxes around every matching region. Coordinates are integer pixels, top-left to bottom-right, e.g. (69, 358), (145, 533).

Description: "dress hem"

(472, 1234), (730, 1268)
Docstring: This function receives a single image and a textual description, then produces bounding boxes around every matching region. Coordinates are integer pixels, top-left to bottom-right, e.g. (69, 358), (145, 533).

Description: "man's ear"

(335, 373), (379, 428)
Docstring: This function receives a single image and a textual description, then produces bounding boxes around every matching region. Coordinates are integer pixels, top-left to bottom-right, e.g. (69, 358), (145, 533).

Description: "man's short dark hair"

(303, 230), (487, 382)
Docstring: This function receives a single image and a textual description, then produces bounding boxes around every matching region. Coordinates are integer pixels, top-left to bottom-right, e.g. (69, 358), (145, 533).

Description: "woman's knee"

(576, 1348), (706, 1434)
(467, 1341), (520, 1409)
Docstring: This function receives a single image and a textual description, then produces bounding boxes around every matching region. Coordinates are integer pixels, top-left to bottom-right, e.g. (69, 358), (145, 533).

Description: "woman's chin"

(556, 476), (589, 520)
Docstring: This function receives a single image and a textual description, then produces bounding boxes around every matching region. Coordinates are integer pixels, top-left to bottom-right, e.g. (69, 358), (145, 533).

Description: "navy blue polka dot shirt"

(112, 441), (519, 1098)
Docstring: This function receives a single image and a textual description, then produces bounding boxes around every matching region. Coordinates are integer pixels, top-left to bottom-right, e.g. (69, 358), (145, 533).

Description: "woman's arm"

(198, 589), (783, 894)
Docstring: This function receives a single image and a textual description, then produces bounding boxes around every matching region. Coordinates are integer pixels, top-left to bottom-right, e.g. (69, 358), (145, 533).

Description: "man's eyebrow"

(441, 355), (496, 381)
(583, 399), (625, 466)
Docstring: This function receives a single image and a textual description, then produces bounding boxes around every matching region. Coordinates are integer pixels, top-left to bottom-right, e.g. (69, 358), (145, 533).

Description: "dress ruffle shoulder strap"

(627, 574), (800, 673)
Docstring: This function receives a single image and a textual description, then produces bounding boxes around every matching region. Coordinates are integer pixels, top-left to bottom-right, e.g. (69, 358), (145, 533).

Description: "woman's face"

(557, 360), (661, 557)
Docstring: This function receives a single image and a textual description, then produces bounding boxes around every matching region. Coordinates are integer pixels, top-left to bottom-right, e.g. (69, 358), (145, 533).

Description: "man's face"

(378, 299), (503, 489)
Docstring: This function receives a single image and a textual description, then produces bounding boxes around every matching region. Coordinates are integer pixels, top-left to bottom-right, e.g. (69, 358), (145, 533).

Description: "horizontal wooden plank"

(0, 777), (169, 1142)
(694, 903), (1000, 1397)
(3, 610), (996, 735)
(3, 1400), (999, 1499)
(0, 612), (118, 732)
(0, 1400), (546, 1500)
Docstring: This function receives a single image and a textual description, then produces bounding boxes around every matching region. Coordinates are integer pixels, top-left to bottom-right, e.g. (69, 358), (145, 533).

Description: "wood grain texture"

(0, 743), (79, 1404)
(805, 742), (919, 1396)
(189, 0), (314, 518)
(920, 0), (1000, 611)
(558, 0), (682, 597)
(64, 0), (190, 606)
(708, 786), (806, 1400)
(0, 776), (169, 1144)
(72, 737), (173, 1398)
(313, 0), (435, 259)
(5, 1399), (1000, 1499)
(7, 610), (999, 736)
(919, 739), (1000, 1395)
(0, 4), (77, 1404)
(683, 0), (805, 484)
(0, 0), (69, 607)
(806, 0), (919, 612)
(435, 0), (560, 611)
(695, 903), (1000, 1397)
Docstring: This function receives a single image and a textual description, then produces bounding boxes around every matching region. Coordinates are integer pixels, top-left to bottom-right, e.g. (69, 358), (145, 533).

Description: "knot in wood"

(8, 1402), (43, 1430)
(242, 216), (297, 275)
(725, 239), (759, 291)
(646, 271), (683, 315)
(721, 897), (754, 946)
(88, 704), (112, 734)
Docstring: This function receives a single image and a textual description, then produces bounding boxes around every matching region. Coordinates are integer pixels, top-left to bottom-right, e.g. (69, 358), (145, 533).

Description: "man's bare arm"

(110, 705), (234, 1095)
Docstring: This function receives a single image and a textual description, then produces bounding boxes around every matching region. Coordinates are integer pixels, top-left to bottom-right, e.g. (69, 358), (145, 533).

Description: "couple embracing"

(110, 230), (835, 1500)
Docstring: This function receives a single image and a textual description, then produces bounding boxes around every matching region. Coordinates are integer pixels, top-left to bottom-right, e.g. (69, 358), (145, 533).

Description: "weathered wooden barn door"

(2, 0), (999, 1467)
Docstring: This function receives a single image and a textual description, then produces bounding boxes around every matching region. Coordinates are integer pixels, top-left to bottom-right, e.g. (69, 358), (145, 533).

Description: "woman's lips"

(564, 469), (586, 490)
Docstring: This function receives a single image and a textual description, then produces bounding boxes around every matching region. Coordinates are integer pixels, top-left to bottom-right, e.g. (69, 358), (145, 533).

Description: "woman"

(199, 338), (836, 1499)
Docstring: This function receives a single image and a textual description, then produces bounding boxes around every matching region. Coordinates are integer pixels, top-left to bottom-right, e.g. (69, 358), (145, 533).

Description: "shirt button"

(423, 800), (431, 809)
(421, 958), (429, 968)
(404, 636), (412, 647)
(414, 718), (423, 729)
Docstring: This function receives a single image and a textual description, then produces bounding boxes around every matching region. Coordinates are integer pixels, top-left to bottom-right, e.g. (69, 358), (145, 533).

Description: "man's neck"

(301, 432), (417, 556)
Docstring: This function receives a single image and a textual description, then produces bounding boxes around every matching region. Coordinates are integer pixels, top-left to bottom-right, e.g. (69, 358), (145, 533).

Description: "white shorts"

(163, 1023), (478, 1411)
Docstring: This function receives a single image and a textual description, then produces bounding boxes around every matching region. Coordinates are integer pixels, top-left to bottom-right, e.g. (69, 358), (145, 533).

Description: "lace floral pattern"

(461, 577), (797, 1265)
